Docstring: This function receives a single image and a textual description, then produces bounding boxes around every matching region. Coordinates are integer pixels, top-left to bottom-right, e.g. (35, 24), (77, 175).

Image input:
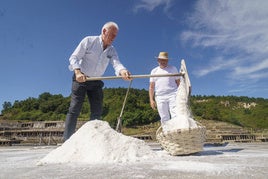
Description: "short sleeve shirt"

(150, 66), (179, 96)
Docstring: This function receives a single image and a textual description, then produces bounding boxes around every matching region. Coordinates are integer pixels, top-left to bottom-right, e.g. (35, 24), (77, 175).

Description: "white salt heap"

(38, 120), (156, 165)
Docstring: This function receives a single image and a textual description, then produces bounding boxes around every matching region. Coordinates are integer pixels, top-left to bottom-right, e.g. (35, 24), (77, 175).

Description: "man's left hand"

(120, 69), (132, 80)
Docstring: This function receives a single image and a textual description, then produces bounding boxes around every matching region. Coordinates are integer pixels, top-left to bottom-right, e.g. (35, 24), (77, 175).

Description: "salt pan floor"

(1, 142), (268, 179)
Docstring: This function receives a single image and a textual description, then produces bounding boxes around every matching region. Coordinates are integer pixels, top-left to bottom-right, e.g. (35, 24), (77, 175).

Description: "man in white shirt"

(149, 52), (180, 125)
(64, 21), (131, 141)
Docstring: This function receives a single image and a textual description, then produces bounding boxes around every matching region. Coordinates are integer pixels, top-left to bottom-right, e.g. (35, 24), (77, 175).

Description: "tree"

(1, 89), (268, 129)
(2, 101), (12, 111)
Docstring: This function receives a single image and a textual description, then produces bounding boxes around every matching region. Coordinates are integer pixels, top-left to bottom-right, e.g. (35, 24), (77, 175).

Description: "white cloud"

(194, 56), (239, 77)
(234, 59), (268, 75)
(133, 0), (173, 13)
(181, 0), (268, 83)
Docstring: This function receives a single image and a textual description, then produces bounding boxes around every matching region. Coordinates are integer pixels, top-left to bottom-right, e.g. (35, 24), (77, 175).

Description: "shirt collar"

(159, 65), (169, 69)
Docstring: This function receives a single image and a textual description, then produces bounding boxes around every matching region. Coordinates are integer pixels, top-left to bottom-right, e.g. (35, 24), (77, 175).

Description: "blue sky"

(1, 0), (268, 112)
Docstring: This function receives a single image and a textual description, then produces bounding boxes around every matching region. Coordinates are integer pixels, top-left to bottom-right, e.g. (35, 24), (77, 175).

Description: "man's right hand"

(75, 69), (86, 83)
(150, 100), (157, 110)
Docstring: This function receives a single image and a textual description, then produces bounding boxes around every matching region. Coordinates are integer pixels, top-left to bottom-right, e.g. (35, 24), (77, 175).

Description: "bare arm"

(149, 82), (156, 110)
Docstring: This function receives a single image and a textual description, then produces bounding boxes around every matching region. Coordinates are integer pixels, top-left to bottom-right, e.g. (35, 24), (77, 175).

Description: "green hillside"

(1, 88), (267, 130)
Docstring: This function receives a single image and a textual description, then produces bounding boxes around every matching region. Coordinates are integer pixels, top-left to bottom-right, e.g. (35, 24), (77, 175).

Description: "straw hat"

(155, 52), (169, 60)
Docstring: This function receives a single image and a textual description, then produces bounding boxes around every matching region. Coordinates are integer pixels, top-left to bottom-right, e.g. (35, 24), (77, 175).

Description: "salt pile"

(38, 120), (156, 165)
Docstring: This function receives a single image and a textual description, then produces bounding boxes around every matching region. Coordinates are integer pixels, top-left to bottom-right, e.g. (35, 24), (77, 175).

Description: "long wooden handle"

(86, 73), (184, 81)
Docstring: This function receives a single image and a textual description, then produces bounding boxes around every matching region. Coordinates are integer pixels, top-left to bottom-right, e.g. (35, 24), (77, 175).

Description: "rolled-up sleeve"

(108, 48), (126, 76)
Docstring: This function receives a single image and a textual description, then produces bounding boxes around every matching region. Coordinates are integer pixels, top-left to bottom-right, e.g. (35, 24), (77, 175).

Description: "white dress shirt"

(69, 35), (126, 77)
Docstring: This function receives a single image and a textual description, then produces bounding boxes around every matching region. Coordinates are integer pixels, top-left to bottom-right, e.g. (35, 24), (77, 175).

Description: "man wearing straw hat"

(64, 21), (131, 141)
(149, 52), (180, 127)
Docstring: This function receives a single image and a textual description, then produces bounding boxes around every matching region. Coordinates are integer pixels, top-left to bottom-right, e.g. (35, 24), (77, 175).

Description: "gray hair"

(101, 21), (119, 32)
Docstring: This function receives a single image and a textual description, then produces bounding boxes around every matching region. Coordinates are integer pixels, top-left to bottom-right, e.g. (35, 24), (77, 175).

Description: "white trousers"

(155, 92), (177, 124)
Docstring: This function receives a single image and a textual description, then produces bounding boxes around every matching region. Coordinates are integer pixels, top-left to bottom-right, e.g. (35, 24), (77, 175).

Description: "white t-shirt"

(150, 65), (180, 96)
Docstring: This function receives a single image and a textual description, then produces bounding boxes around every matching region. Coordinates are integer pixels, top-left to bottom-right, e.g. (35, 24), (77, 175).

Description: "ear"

(102, 28), (107, 35)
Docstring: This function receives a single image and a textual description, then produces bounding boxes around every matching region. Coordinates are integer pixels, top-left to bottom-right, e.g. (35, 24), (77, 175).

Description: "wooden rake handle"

(86, 73), (184, 81)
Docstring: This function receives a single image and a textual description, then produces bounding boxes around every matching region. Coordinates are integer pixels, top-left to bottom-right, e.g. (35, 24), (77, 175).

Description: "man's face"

(102, 26), (118, 47)
(158, 58), (168, 68)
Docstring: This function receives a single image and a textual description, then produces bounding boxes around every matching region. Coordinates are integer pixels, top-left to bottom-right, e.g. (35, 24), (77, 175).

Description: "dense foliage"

(1, 88), (268, 129)
(190, 95), (268, 129)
